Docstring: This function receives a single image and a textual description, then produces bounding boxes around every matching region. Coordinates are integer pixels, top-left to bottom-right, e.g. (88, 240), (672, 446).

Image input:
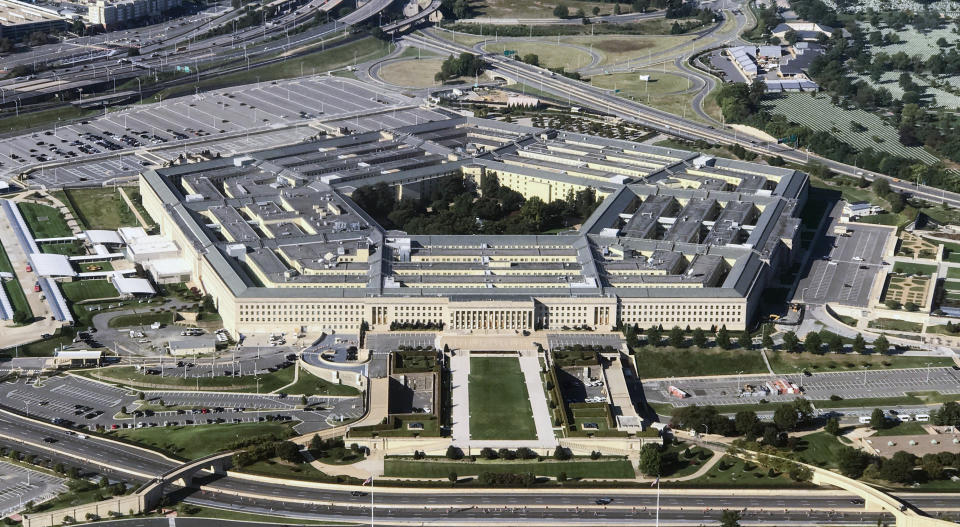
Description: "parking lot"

(0, 461), (65, 517)
(796, 203), (892, 307)
(646, 367), (960, 408)
(0, 370), (362, 435)
(365, 333), (437, 352)
(547, 333), (623, 351)
(4, 76), (447, 188)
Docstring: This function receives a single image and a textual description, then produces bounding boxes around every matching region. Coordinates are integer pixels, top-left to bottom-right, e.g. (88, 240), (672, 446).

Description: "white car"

(852, 256), (864, 261)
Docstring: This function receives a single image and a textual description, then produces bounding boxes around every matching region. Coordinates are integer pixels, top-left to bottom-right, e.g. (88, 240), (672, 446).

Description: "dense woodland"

(350, 174), (602, 235)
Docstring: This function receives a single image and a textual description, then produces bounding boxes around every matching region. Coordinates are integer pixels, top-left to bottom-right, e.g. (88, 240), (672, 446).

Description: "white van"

(915, 414), (930, 422)
(897, 414), (912, 422)
(858, 416), (872, 424)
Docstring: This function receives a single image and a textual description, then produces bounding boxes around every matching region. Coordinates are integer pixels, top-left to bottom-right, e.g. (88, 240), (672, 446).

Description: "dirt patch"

(592, 39), (654, 53)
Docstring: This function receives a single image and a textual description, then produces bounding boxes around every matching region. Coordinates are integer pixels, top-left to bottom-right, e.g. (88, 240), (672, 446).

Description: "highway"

(1, 409), (959, 525)
(402, 31), (960, 210)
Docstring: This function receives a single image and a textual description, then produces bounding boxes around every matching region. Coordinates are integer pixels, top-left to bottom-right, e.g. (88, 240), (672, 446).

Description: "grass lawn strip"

(60, 280), (119, 303)
(61, 188), (139, 230)
(468, 356), (537, 440)
(766, 352), (952, 372)
(871, 421), (930, 437)
(74, 364), (295, 392)
(17, 202), (73, 239)
(283, 367), (360, 397)
(633, 347), (768, 378)
(111, 422), (294, 459)
(384, 457), (635, 479)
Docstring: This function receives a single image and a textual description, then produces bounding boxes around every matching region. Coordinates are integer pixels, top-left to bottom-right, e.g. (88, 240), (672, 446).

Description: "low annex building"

(139, 117), (808, 337)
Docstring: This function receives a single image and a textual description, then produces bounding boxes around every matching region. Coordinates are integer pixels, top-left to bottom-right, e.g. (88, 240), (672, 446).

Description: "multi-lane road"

(403, 31), (960, 211)
(2, 409), (960, 525)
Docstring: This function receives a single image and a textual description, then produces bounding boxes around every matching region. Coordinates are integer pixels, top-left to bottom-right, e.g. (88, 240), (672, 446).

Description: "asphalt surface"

(645, 367), (960, 408)
(0, 460), (65, 517)
(3, 409), (960, 525)
(795, 201), (891, 307)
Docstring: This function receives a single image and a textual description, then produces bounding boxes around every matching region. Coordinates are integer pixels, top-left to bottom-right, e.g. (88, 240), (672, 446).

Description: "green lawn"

(106, 310), (175, 328)
(240, 458), (360, 485)
(661, 443), (714, 478)
(469, 357), (537, 440)
(867, 318), (924, 332)
(60, 280), (119, 303)
(75, 364), (296, 393)
(0, 241), (33, 321)
(18, 202), (73, 239)
(633, 347), (768, 378)
(283, 367), (360, 397)
(675, 455), (812, 488)
(61, 188), (139, 230)
(40, 241), (88, 256)
(766, 352), (952, 373)
(3, 278), (32, 322)
(871, 421), (929, 437)
(384, 457), (635, 479)
(892, 262), (937, 276)
(112, 422), (295, 459)
(790, 431), (847, 469)
(946, 268), (960, 279)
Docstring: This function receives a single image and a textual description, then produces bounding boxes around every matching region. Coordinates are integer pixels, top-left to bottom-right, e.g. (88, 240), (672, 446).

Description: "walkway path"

(518, 355), (557, 446)
(449, 352), (470, 445)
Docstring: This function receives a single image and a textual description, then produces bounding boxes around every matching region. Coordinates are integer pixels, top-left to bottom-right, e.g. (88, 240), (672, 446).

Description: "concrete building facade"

(139, 117), (807, 337)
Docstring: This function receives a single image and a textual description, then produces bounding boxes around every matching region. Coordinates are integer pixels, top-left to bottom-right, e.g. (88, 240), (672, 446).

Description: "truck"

(33, 281), (40, 292)
(667, 385), (688, 398)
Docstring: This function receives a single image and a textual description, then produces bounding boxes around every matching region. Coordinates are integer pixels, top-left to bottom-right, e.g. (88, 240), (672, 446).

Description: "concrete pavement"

(518, 355), (557, 447)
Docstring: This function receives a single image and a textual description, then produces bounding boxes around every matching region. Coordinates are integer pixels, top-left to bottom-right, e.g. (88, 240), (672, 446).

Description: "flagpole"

(370, 476), (374, 527)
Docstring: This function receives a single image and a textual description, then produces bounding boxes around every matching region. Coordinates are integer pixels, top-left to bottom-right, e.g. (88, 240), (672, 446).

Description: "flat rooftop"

(142, 116), (807, 301)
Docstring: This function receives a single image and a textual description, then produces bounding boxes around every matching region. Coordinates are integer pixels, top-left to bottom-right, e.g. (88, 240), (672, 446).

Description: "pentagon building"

(139, 117), (807, 336)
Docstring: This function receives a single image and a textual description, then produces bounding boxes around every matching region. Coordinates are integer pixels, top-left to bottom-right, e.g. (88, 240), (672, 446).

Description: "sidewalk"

(518, 355), (557, 447)
(450, 352), (470, 445)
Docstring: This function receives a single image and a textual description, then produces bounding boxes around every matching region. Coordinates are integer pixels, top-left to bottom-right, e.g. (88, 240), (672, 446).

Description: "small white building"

(843, 201), (883, 217)
(167, 336), (216, 356)
(144, 258), (192, 284)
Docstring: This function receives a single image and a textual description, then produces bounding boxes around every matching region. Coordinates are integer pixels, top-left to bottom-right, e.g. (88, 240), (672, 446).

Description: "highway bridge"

(382, 0), (440, 33)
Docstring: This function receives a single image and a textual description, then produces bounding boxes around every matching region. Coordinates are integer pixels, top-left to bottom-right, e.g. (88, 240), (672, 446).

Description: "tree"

(870, 408), (888, 430)
(720, 509), (741, 527)
(804, 332), (822, 354)
(275, 441), (302, 463)
(692, 327), (707, 347)
(873, 335), (890, 355)
(826, 332), (843, 354)
(933, 401), (960, 426)
(782, 331), (799, 352)
(448, 471), (458, 484)
(716, 325), (730, 349)
(880, 451), (917, 483)
(852, 333), (867, 354)
(553, 4), (569, 17)
(300, 395), (308, 406)
(638, 444), (663, 476)
(773, 404), (799, 432)
(737, 330), (752, 349)
(553, 446), (571, 460)
(761, 329), (774, 349)
(837, 446), (873, 478)
(904, 301), (919, 312)
(788, 464), (812, 482)
(646, 325), (662, 347)
(734, 410), (759, 437)
(592, 6), (600, 15)
(613, 3), (621, 14)
(99, 475), (109, 488)
(825, 417), (840, 436)
(669, 326), (684, 348)
(446, 445), (463, 460)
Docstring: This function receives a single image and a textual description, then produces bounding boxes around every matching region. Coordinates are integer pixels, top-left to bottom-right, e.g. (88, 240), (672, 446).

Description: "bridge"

(382, 0), (441, 33)
(22, 452), (234, 527)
